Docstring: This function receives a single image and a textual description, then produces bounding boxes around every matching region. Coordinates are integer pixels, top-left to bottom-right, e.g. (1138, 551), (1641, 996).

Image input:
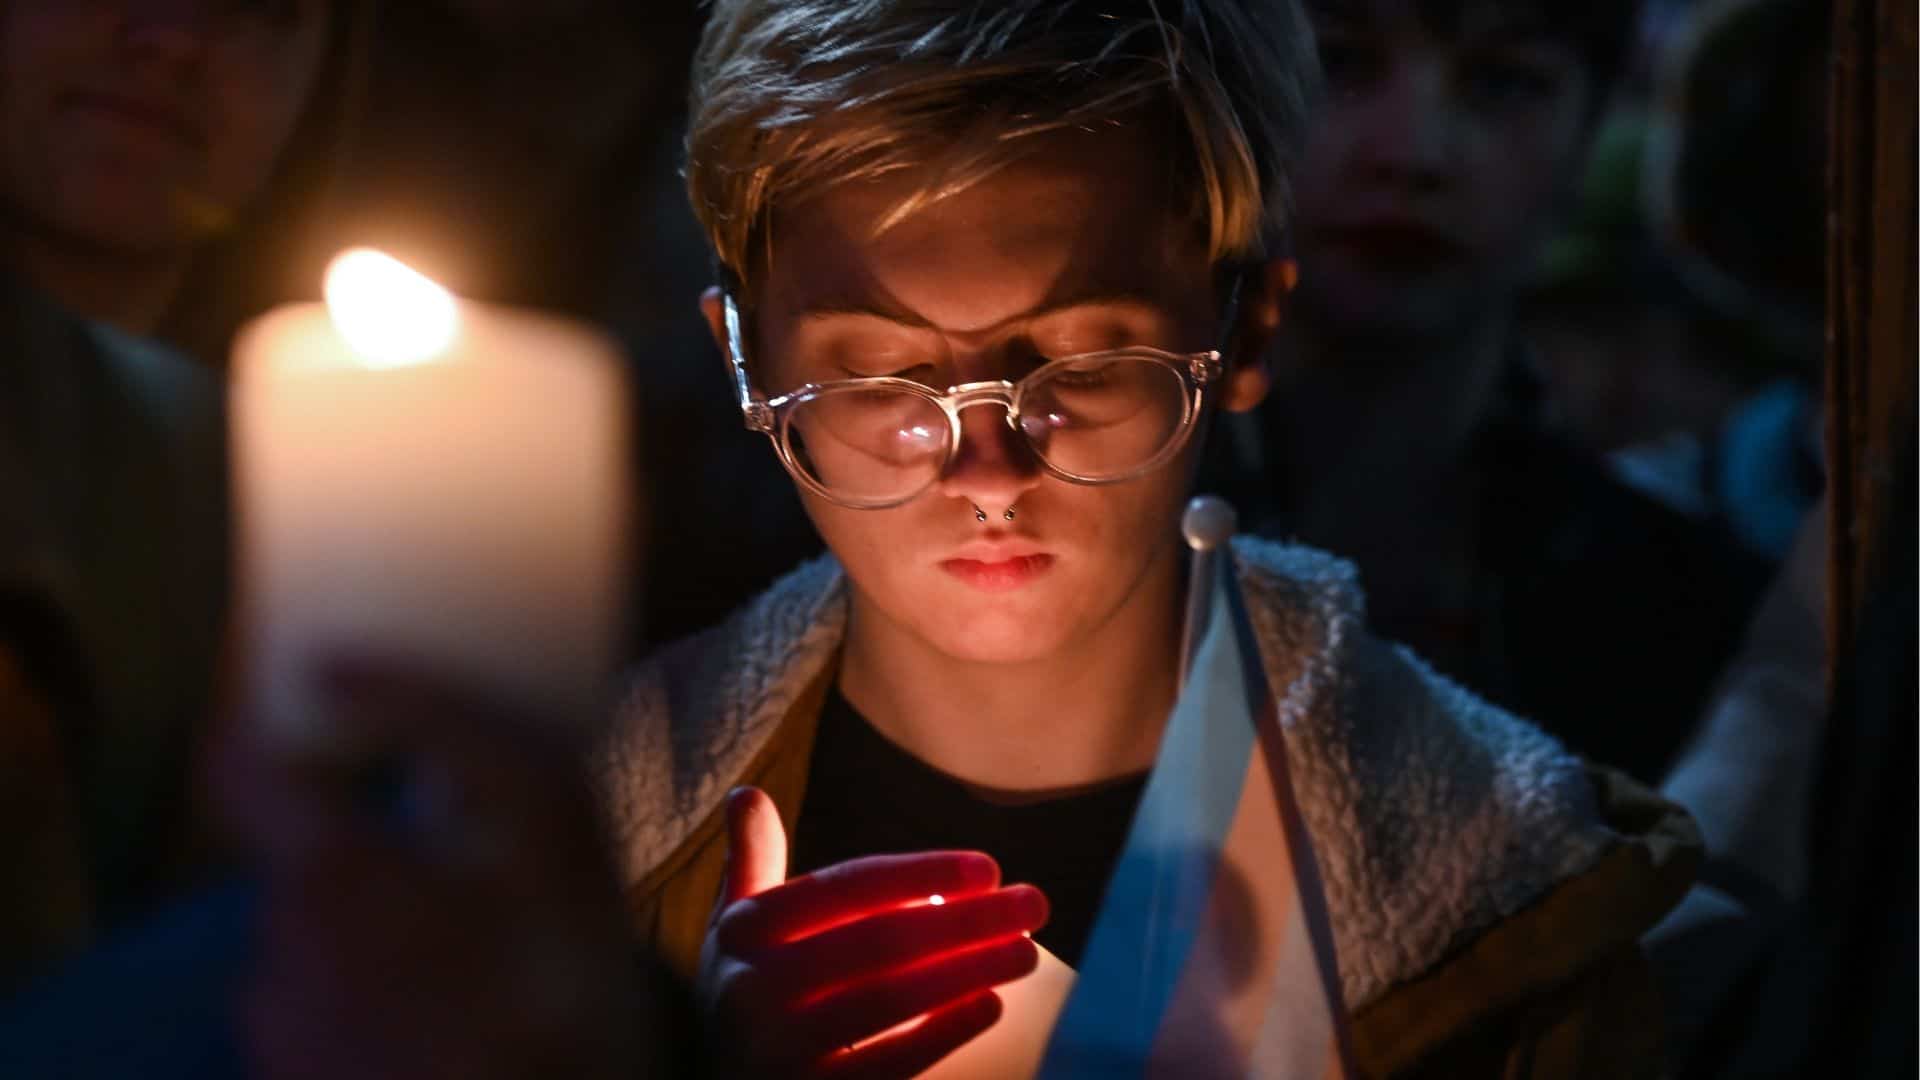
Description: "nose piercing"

(972, 504), (1017, 522)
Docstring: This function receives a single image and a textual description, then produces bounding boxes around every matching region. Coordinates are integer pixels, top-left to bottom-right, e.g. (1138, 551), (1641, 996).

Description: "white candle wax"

(920, 943), (1075, 1079)
(230, 251), (632, 745)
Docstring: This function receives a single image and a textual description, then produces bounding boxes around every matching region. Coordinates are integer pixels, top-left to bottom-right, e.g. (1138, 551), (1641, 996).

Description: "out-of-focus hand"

(699, 787), (1047, 1080)
(216, 657), (657, 1080)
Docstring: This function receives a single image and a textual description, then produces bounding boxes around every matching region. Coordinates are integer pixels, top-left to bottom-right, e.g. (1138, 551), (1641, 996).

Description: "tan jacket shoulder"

(599, 545), (1702, 1077)
(1350, 765), (1700, 1078)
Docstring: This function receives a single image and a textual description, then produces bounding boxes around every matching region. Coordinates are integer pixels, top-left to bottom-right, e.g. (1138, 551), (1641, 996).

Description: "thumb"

(723, 786), (787, 903)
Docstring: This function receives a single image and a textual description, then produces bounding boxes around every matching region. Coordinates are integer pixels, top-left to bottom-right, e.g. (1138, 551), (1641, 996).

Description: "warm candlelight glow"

(323, 248), (459, 368)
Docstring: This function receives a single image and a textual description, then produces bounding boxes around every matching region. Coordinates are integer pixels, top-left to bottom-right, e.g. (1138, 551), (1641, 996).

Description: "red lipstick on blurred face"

(58, 85), (205, 151)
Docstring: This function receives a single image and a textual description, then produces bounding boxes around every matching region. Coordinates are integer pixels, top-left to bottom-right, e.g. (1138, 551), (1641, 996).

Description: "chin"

(55, 197), (193, 255)
(894, 573), (1098, 665)
(916, 610), (1081, 665)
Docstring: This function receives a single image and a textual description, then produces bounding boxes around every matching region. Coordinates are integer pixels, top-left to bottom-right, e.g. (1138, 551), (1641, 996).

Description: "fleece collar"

(596, 538), (1610, 1009)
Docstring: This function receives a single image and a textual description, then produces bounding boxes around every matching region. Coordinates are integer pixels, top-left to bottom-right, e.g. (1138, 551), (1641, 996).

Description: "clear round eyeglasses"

(724, 291), (1234, 510)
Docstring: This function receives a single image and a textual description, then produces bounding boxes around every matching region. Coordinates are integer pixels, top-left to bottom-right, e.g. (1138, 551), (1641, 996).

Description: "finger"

(760, 885), (1047, 1003)
(725, 786), (788, 903)
(307, 654), (610, 871)
(212, 723), (391, 870)
(719, 850), (999, 954)
(813, 991), (1003, 1080)
(785, 935), (1037, 1063)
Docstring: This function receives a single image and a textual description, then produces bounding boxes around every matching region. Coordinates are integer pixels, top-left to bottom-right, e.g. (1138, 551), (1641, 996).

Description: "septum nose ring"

(973, 504), (1016, 523)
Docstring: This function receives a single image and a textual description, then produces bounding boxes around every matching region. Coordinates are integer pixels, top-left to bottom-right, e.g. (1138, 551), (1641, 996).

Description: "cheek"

(201, 32), (328, 199)
(0, 9), (86, 121)
(1290, 124), (1351, 213)
(0, 14), (100, 201)
(1461, 110), (1587, 244)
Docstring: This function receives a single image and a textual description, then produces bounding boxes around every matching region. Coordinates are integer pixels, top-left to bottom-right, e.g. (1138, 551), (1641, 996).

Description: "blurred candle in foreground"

(230, 249), (632, 745)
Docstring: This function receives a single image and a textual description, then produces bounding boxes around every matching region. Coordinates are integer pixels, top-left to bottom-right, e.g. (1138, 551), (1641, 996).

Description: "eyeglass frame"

(722, 275), (1245, 510)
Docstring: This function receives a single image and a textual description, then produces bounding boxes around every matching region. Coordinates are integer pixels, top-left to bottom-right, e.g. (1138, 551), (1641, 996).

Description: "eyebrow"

(794, 288), (1171, 335)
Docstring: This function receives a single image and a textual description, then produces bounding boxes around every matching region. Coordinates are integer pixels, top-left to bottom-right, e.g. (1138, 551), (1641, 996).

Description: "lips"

(939, 553), (1056, 592)
(60, 88), (203, 150)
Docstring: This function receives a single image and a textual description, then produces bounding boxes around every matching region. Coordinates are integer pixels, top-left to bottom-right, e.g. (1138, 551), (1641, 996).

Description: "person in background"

(1610, 0), (1829, 563)
(1219, 0), (1769, 786)
(596, 1), (1700, 1075)
(0, 0), (364, 991)
(1620, 6), (1838, 1071)
(4, 4), (677, 1076)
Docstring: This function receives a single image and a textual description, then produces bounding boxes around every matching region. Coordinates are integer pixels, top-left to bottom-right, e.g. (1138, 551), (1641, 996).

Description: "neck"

(838, 540), (1187, 796)
(7, 229), (188, 336)
(1267, 312), (1512, 528)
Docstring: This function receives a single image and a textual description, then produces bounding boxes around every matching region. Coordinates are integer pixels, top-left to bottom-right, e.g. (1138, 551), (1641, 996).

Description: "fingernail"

(1009, 883), (1050, 926)
(959, 851), (1000, 889)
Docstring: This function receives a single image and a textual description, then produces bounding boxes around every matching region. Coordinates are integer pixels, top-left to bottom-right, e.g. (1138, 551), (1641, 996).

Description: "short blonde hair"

(686, 0), (1321, 293)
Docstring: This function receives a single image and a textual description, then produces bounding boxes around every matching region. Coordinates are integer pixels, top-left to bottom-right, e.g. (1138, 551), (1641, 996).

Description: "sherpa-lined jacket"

(596, 538), (1701, 1077)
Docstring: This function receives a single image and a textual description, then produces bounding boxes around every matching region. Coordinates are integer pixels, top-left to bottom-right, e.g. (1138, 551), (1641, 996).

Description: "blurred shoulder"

(1229, 535), (1694, 1013)
(593, 555), (846, 881)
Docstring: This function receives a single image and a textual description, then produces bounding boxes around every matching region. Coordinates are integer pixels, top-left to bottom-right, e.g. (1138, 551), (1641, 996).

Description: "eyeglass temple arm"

(1217, 269), (1247, 360)
(722, 293), (775, 432)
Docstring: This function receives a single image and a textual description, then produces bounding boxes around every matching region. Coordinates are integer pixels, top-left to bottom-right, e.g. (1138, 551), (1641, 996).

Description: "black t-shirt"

(788, 687), (1147, 968)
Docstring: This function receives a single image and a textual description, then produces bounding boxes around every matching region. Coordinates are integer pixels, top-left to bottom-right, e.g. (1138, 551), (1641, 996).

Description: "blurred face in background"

(0, 0), (331, 259)
(1291, 0), (1595, 345)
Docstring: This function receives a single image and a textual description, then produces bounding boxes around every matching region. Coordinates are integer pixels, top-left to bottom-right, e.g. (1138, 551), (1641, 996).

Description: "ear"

(1219, 257), (1296, 414)
(699, 285), (732, 373)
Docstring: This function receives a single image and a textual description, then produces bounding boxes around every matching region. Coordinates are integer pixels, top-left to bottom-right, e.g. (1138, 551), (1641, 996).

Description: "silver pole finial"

(1178, 496), (1238, 688)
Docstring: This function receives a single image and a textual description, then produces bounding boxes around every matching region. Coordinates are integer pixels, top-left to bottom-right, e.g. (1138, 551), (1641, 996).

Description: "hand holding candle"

(698, 787), (1054, 1079)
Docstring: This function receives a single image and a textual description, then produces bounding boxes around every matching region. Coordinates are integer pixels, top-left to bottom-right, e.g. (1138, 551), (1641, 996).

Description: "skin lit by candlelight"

(323, 248), (459, 368)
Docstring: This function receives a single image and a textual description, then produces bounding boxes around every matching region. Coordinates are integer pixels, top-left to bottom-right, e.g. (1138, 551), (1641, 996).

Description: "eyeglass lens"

(782, 353), (1190, 504)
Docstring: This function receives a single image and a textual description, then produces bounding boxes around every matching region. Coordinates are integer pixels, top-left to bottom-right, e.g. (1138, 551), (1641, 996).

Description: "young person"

(1226, 0), (1769, 785)
(596, 1), (1699, 1075)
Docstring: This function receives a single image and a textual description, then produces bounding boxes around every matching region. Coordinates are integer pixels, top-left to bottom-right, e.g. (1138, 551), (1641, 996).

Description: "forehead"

(755, 124), (1206, 333)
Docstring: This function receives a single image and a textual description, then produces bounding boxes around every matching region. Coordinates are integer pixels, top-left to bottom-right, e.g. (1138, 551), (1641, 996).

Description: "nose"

(119, 0), (213, 64)
(1345, 60), (1460, 191)
(935, 399), (1042, 521)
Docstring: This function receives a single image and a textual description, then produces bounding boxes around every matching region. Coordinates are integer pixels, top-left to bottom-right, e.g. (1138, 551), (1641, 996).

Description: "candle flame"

(324, 249), (458, 368)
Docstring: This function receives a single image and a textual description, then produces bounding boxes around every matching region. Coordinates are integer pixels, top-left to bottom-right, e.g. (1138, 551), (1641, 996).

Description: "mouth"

(60, 89), (204, 151)
(1313, 221), (1466, 271)
(938, 553), (1056, 592)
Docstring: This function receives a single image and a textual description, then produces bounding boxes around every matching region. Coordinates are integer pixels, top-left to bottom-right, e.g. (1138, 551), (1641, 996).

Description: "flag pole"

(1178, 495), (1237, 689)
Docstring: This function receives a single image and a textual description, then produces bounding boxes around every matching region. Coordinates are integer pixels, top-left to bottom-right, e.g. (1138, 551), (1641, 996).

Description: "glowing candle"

(850, 928), (1076, 1079)
(230, 249), (632, 745)
(921, 945), (1075, 1079)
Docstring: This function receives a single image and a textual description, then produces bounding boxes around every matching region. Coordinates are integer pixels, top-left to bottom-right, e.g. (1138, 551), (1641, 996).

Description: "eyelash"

(842, 362), (937, 381)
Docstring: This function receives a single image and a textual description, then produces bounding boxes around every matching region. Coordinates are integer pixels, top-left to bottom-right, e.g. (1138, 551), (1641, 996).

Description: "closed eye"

(837, 362), (938, 383)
